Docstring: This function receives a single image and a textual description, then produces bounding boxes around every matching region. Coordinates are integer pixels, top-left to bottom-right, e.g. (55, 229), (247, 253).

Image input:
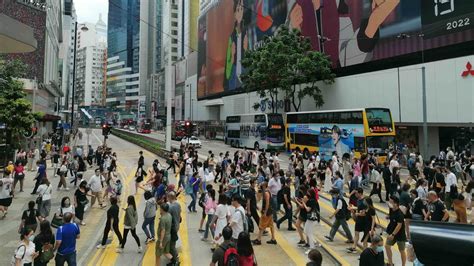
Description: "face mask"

(375, 246), (384, 253)
(28, 235), (35, 242)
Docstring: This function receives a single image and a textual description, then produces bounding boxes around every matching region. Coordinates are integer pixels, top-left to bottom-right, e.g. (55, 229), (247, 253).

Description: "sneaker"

(262, 230), (269, 236)
(116, 248), (123, 253)
(137, 247), (143, 253)
(198, 229), (205, 233)
(276, 222), (280, 230)
(304, 243), (310, 248)
(288, 227), (296, 231)
(65, 188), (70, 191)
(96, 244), (105, 249)
(80, 222), (86, 226)
(297, 240), (306, 246)
(324, 236), (333, 242)
(266, 239), (277, 245)
(252, 239), (262, 245)
(346, 247), (356, 253)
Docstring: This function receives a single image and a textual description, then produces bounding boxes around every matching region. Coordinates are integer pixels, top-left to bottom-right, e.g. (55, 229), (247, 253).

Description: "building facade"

(2, 0), (64, 130)
(194, 0), (474, 156)
(59, 0), (76, 113)
(161, 0), (181, 66)
(74, 17), (107, 108)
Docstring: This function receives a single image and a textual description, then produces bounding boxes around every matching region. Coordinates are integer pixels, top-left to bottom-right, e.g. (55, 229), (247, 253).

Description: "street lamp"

(70, 22), (89, 129)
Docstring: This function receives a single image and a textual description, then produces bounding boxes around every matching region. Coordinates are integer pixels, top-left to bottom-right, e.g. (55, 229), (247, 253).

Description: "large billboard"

(197, 0), (474, 100)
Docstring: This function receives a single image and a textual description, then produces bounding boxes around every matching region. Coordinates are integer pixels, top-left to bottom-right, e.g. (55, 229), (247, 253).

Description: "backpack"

(335, 198), (351, 221)
(223, 246), (240, 266)
(236, 208), (248, 233)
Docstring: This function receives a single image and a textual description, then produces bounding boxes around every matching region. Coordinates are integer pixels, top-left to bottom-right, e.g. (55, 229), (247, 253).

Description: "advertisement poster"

(318, 125), (354, 161)
(197, 0), (474, 99)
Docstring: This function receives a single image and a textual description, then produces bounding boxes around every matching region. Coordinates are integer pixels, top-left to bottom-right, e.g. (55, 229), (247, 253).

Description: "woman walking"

(97, 197), (123, 249)
(20, 201), (40, 233)
(0, 171), (14, 218)
(12, 162), (25, 192)
(117, 196), (142, 253)
(74, 181), (89, 225)
(143, 191), (157, 243)
(202, 188), (217, 241)
(13, 228), (38, 266)
(33, 220), (55, 266)
(299, 189), (321, 254)
(211, 194), (229, 246)
(57, 161), (69, 191)
(237, 232), (258, 266)
(36, 179), (52, 220)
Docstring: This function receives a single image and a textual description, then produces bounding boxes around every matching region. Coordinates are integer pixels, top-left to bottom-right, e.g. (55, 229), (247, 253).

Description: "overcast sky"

(75, 0), (108, 24)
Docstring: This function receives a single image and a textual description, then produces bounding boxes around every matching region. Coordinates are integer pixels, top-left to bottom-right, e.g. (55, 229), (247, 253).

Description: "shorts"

(156, 237), (171, 256)
(259, 215), (273, 229)
(386, 237), (406, 250)
(355, 220), (366, 232)
(0, 197), (13, 207)
(14, 173), (25, 181)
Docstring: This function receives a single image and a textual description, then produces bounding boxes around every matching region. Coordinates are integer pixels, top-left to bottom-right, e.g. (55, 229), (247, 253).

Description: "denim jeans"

(142, 216), (155, 239)
(203, 213), (215, 239)
(276, 205), (293, 228)
(270, 195), (279, 222)
(55, 251), (77, 266)
(329, 218), (353, 241)
(188, 191), (197, 212)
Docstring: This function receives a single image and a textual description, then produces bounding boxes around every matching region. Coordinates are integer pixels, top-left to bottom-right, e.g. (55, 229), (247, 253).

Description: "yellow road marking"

(87, 165), (135, 266)
(314, 233), (352, 266)
(272, 229), (308, 266)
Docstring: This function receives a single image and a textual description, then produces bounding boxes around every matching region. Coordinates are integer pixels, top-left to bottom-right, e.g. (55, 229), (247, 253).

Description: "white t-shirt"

(389, 159), (399, 173)
(0, 177), (13, 199)
(231, 205), (245, 239)
(198, 167), (205, 180)
(336, 199), (343, 210)
(88, 174), (103, 192)
(14, 241), (35, 264)
(60, 205), (75, 215)
(445, 172), (457, 192)
(37, 184), (52, 201)
(268, 178), (281, 196)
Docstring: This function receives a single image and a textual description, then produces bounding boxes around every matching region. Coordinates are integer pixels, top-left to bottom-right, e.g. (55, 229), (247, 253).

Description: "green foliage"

(111, 129), (167, 157)
(0, 58), (36, 146)
(241, 26), (335, 112)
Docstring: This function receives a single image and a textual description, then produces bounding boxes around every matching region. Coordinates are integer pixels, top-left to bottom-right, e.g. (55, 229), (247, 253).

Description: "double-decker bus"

(286, 108), (395, 160)
(225, 113), (285, 151)
(137, 119), (152, 133)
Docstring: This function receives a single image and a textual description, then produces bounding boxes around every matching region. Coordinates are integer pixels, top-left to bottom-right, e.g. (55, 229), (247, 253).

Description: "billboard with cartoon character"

(197, 0), (474, 99)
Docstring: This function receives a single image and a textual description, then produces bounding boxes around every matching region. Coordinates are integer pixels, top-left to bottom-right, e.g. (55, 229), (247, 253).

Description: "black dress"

(74, 189), (87, 220)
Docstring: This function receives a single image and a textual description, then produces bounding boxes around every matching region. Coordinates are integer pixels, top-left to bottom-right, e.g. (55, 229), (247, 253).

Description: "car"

(128, 125), (136, 131)
(181, 136), (201, 148)
(123, 125), (129, 129)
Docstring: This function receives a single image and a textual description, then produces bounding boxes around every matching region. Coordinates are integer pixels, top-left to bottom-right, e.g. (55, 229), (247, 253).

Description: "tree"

(241, 26), (335, 113)
(0, 58), (38, 148)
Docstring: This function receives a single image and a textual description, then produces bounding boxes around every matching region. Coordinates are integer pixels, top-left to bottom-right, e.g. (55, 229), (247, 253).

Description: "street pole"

(421, 66), (428, 158)
(71, 22), (78, 128)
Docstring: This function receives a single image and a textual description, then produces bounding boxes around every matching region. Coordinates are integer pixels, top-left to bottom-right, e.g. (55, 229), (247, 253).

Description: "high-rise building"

(74, 16), (107, 108)
(107, 0), (141, 114)
(161, 0), (181, 66)
(59, 0), (77, 113)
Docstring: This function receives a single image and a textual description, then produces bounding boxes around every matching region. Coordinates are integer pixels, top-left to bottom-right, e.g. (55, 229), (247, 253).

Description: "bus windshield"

(366, 136), (395, 154)
(366, 108), (392, 126)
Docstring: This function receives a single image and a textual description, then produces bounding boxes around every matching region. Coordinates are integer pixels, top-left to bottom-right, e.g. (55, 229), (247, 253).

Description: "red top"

(238, 254), (255, 266)
(14, 165), (24, 174)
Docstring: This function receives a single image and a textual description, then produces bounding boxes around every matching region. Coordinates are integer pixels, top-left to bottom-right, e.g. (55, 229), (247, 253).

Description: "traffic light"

(184, 121), (192, 137)
(102, 124), (111, 136)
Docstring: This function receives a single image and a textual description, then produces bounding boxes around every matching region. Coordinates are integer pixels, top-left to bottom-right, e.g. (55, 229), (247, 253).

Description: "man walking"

(268, 173), (282, 222)
(31, 161), (46, 194)
(54, 213), (80, 266)
(325, 188), (354, 243)
(276, 178), (295, 231)
(88, 169), (105, 208)
(167, 191), (181, 264)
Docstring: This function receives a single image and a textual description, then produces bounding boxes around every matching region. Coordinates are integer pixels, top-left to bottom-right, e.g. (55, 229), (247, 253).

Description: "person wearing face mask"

(359, 234), (384, 266)
(13, 228), (39, 266)
(384, 196), (407, 266)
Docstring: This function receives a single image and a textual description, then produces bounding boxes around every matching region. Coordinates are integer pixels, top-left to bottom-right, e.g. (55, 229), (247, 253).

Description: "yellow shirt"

(6, 164), (14, 174)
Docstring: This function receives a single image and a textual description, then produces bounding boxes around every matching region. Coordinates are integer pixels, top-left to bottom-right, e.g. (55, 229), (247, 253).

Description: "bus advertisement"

(225, 113), (285, 151)
(286, 108), (395, 160)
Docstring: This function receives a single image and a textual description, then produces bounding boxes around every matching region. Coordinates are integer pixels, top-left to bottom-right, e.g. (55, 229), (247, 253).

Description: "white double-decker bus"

(225, 113), (285, 151)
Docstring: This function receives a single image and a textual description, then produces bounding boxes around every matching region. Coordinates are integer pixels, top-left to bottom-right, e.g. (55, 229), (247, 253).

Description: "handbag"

(39, 243), (54, 263)
(51, 213), (64, 229)
(35, 185), (49, 206)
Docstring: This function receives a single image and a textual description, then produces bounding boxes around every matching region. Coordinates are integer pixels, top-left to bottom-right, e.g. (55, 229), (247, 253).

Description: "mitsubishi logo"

(461, 62), (474, 77)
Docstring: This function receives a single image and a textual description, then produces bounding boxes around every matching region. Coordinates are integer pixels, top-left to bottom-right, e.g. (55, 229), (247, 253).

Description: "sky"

(75, 0), (108, 24)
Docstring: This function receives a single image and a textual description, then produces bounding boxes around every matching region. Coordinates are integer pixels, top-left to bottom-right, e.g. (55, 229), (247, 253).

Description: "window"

(354, 137), (366, 152)
(287, 114), (297, 124)
(171, 13), (178, 18)
(171, 22), (178, 27)
(293, 133), (318, 147)
(254, 115), (265, 123)
(227, 130), (240, 138)
(226, 116), (240, 123)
